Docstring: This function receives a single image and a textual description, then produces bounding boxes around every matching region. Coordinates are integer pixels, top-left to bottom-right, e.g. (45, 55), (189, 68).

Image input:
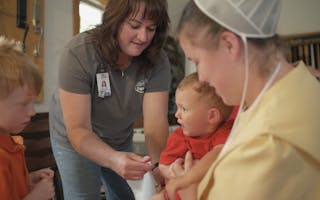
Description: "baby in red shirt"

(159, 72), (234, 199)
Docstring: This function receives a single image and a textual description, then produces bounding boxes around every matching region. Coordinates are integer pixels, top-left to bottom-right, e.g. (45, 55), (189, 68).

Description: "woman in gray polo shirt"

(49, 0), (171, 199)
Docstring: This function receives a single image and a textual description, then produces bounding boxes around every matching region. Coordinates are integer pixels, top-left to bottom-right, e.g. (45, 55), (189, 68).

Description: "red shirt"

(160, 120), (234, 165)
(0, 133), (30, 200)
(229, 106), (239, 120)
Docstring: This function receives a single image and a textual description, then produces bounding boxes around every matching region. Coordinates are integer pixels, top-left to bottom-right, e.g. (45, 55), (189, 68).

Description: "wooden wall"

(0, 0), (45, 101)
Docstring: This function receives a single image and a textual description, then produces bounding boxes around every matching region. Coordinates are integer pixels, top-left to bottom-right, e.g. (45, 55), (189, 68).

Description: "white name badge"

(96, 72), (111, 98)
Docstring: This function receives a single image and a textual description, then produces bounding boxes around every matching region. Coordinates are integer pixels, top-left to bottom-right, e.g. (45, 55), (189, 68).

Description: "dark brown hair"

(91, 0), (170, 69)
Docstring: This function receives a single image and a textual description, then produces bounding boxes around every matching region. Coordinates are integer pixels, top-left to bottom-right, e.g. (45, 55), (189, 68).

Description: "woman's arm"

(143, 91), (169, 163)
(60, 89), (153, 180)
(143, 91), (169, 184)
(151, 151), (197, 200)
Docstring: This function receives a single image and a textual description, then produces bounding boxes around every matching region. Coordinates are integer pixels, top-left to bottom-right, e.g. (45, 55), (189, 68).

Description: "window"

(79, 1), (103, 32)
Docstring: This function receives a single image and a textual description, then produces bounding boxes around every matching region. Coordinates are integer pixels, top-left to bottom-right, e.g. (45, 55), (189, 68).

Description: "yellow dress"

(198, 62), (320, 200)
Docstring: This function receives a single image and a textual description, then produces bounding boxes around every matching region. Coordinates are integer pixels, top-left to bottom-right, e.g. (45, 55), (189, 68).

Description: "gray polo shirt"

(49, 32), (171, 150)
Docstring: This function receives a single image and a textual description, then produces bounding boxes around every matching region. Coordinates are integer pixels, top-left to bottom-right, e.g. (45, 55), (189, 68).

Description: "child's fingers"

(169, 162), (184, 177)
(184, 151), (193, 170)
(38, 168), (55, 178)
(173, 158), (184, 165)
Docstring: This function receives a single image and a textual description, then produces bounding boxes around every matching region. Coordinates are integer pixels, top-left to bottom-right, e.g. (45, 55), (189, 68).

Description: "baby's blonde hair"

(177, 72), (233, 122)
(0, 36), (42, 100)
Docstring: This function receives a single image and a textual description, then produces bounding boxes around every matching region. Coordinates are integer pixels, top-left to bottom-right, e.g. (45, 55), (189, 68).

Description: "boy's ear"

(219, 31), (242, 62)
(208, 108), (222, 125)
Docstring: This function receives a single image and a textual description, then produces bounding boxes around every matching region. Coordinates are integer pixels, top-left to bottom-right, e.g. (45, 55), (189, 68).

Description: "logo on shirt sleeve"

(135, 79), (146, 94)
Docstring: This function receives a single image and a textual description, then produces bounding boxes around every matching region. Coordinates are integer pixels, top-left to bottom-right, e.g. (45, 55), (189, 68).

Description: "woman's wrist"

(151, 162), (165, 190)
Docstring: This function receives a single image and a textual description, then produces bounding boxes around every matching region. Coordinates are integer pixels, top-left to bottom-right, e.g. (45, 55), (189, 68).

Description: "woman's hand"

(109, 152), (154, 180)
(168, 157), (186, 178)
(152, 166), (166, 192)
(165, 151), (195, 199)
(151, 151), (196, 200)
